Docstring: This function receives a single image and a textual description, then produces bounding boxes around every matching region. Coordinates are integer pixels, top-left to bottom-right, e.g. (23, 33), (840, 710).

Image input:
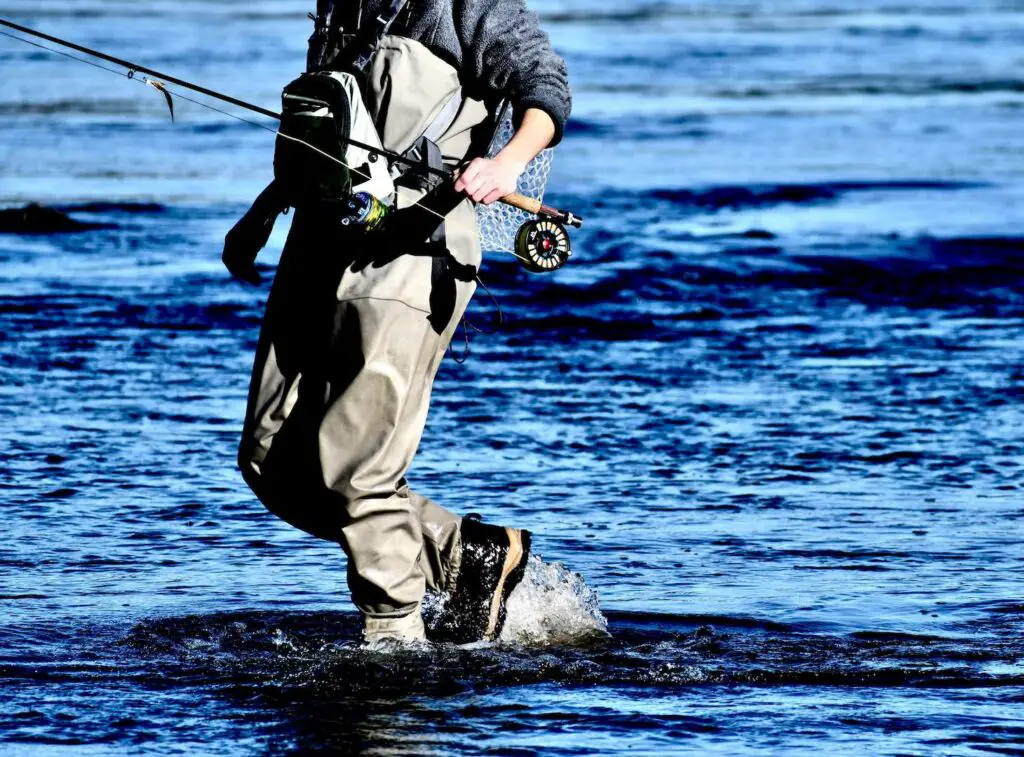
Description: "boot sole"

(484, 527), (531, 640)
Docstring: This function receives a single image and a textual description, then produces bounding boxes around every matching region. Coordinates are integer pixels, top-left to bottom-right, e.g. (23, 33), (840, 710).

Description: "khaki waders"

(237, 37), (491, 624)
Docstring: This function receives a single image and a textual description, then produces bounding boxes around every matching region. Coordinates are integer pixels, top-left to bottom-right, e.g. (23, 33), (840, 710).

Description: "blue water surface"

(1, 0), (1023, 754)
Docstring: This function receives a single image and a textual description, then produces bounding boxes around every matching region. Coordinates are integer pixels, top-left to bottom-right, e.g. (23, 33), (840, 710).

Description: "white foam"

(499, 555), (609, 646)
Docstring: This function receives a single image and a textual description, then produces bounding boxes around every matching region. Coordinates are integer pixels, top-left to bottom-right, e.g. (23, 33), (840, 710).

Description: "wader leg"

(409, 489), (462, 593)
(237, 203), (478, 619)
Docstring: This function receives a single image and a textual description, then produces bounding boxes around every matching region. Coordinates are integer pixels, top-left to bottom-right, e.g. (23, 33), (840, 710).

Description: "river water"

(1, 0), (1023, 754)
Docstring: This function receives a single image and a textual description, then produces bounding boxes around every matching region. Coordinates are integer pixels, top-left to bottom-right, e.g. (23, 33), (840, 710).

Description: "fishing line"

(0, 28), (129, 78)
(0, 28), (278, 132)
(0, 27), (537, 267)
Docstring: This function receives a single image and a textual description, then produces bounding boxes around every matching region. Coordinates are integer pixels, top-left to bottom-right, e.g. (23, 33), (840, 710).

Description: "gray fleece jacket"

(322, 0), (572, 145)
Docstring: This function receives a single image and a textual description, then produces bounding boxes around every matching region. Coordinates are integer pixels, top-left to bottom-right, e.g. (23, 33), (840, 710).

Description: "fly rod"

(0, 17), (583, 228)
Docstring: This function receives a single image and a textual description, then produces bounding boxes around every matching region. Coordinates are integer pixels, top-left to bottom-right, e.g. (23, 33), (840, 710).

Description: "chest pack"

(274, 69), (396, 219)
(274, 0), (413, 221)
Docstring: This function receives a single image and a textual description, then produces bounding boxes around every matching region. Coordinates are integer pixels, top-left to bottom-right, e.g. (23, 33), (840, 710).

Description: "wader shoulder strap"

(393, 88), (464, 190)
(308, 0), (407, 73)
(307, 0), (341, 72)
(422, 89), (463, 144)
(349, 0), (409, 72)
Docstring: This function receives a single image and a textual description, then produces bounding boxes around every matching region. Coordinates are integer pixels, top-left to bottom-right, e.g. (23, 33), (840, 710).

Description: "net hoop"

(475, 112), (554, 254)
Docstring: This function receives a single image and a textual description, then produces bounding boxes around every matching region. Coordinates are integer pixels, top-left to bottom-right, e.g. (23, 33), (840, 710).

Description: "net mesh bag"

(476, 111), (554, 253)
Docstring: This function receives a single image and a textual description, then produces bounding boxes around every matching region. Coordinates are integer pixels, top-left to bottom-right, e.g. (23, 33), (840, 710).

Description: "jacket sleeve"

(456, 0), (572, 146)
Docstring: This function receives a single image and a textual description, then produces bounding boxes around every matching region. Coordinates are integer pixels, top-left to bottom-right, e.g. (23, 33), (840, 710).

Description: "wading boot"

(430, 515), (532, 644)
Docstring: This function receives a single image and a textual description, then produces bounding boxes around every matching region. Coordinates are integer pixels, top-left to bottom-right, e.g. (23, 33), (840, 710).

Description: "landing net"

(476, 112), (554, 254)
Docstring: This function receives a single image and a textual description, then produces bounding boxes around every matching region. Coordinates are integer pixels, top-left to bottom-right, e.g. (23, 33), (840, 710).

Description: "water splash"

(499, 555), (609, 646)
(420, 554), (608, 647)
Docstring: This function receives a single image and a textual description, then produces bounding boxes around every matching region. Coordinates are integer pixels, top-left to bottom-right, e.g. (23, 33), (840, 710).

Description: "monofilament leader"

(230, 0), (572, 644)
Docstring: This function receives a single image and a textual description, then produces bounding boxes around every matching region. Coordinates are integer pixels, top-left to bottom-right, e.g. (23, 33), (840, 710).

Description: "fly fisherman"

(227, 0), (571, 644)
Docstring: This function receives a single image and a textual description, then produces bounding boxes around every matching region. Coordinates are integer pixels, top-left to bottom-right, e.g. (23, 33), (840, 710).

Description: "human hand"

(454, 155), (525, 205)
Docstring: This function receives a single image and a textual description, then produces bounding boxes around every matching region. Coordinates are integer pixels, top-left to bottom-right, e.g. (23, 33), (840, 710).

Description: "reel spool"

(340, 191), (390, 230)
(515, 218), (572, 273)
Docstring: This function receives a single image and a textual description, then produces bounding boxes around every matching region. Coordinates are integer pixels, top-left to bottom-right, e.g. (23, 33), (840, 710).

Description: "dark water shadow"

(12, 607), (982, 751)
(118, 608), (1024, 692)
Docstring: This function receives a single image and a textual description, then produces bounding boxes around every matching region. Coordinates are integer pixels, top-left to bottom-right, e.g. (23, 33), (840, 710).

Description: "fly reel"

(515, 218), (572, 273)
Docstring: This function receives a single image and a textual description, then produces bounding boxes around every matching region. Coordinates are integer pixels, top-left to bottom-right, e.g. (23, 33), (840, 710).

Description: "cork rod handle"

(500, 193), (544, 215)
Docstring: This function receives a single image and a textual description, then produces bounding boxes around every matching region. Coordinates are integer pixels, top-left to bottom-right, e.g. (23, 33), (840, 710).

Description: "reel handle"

(501, 193), (584, 229)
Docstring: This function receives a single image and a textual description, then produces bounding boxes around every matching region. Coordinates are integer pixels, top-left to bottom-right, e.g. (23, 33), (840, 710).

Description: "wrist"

(495, 150), (529, 175)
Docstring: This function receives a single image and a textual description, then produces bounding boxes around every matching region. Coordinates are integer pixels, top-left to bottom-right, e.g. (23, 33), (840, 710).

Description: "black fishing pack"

(273, 0), (411, 211)
(274, 72), (353, 208)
